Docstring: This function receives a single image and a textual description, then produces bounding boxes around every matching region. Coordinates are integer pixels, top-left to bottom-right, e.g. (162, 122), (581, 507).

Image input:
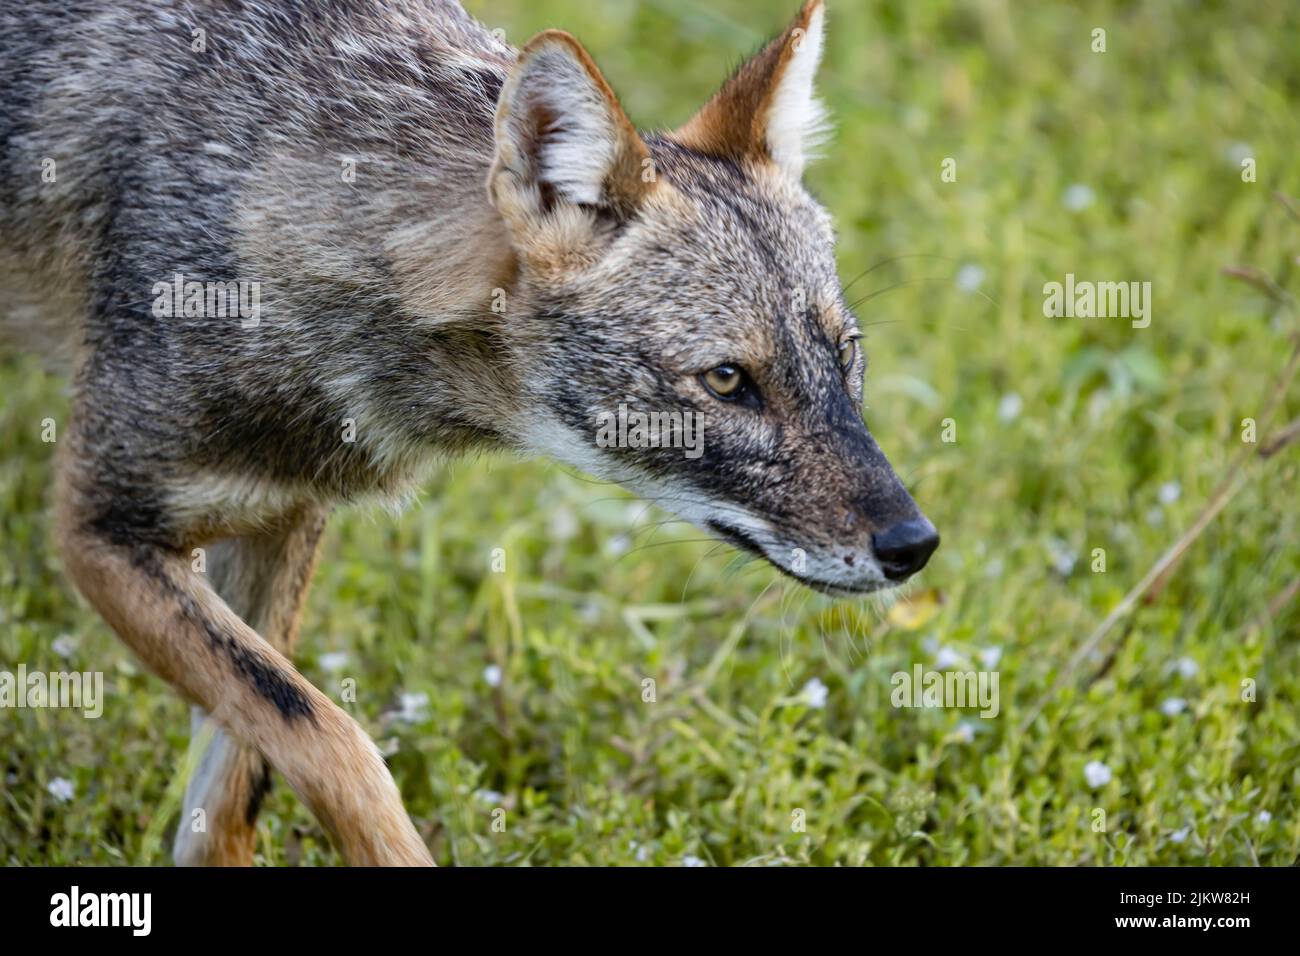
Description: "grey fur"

(1, 0), (933, 590)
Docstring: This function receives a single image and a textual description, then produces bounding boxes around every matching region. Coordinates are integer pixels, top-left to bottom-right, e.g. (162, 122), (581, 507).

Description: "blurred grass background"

(2, 0), (1298, 865)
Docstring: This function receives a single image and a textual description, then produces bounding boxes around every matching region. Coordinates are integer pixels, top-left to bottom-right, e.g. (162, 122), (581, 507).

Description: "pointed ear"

(673, 0), (828, 177)
(489, 30), (656, 231)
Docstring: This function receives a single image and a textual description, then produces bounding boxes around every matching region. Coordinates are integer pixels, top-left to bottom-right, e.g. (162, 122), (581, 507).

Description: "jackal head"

(488, 0), (937, 595)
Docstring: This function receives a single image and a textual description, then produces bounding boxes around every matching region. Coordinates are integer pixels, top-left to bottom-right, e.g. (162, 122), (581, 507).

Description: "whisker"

(679, 542), (731, 603)
(847, 275), (953, 311)
(849, 275), (1001, 314)
(778, 586), (815, 689)
(841, 253), (963, 293)
(616, 536), (719, 560)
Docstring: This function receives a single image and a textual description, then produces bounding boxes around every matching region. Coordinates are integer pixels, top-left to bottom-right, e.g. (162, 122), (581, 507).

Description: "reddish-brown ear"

(489, 30), (656, 225)
(672, 0), (828, 177)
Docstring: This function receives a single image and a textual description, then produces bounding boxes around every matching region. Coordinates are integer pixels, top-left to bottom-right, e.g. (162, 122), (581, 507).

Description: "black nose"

(872, 518), (940, 580)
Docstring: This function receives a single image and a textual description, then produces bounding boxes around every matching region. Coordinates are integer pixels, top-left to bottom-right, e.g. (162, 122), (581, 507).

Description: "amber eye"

(702, 365), (745, 399)
(838, 337), (859, 374)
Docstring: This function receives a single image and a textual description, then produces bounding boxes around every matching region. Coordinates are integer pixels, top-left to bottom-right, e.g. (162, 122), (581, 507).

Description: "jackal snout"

(839, 428), (939, 581)
(758, 416), (939, 592)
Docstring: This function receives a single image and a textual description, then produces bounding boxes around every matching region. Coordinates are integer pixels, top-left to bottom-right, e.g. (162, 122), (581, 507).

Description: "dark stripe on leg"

(245, 758), (274, 826)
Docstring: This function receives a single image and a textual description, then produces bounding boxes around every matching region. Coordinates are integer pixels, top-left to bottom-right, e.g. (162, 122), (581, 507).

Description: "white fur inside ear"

(765, 5), (830, 176)
(505, 45), (617, 206)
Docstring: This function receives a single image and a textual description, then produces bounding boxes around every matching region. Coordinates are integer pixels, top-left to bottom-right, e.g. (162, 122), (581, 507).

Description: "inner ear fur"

(671, 0), (827, 175)
(490, 29), (657, 224)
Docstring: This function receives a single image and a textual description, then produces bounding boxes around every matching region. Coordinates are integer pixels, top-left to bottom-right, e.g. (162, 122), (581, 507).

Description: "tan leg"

(56, 462), (432, 866)
(173, 513), (328, 866)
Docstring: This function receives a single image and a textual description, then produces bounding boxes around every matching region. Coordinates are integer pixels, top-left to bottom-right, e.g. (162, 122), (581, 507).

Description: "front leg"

(174, 509), (330, 866)
(56, 451), (432, 866)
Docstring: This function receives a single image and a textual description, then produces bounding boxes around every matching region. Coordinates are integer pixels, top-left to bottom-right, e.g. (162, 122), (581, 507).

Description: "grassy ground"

(2, 0), (1298, 866)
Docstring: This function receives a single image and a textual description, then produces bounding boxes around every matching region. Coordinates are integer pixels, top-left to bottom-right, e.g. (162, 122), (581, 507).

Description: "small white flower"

(1224, 142), (1253, 167)
(1047, 538), (1076, 577)
(997, 392), (1023, 423)
(483, 664), (503, 688)
(1255, 810), (1272, 826)
(52, 634), (79, 659)
(1169, 826), (1190, 844)
(979, 646), (1002, 669)
(1160, 697), (1187, 716)
(397, 691), (429, 723)
(319, 651), (349, 673)
(1083, 760), (1112, 789)
(800, 678), (828, 709)
(934, 646), (962, 669)
(1062, 183), (1095, 211)
(604, 534), (630, 557)
(954, 721), (975, 743)
(635, 843), (650, 862)
(1158, 481), (1181, 505)
(47, 777), (75, 803)
(1175, 657), (1199, 679)
(682, 855), (706, 867)
(984, 557), (1005, 579)
(548, 507), (578, 541)
(474, 789), (504, 806)
(955, 263), (985, 294)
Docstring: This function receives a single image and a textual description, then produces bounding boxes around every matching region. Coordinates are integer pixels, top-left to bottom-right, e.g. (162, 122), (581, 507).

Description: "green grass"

(2, 0), (1298, 866)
